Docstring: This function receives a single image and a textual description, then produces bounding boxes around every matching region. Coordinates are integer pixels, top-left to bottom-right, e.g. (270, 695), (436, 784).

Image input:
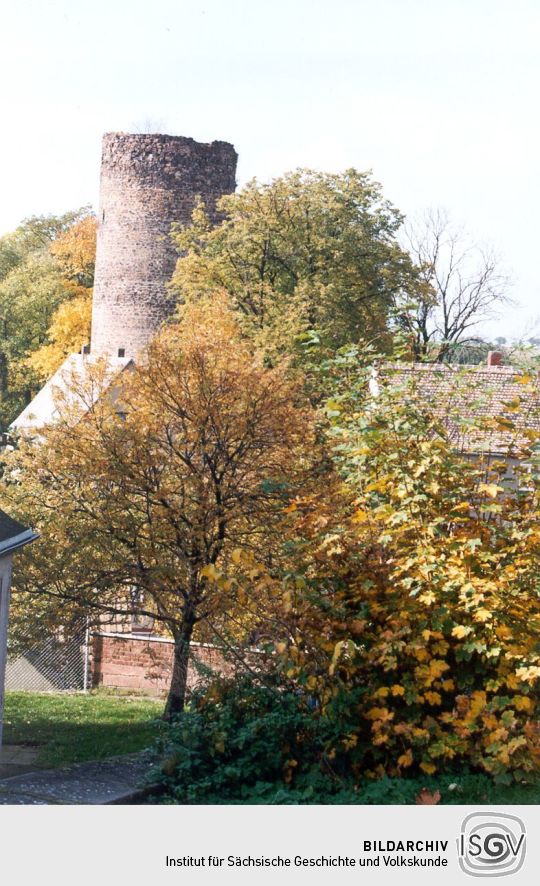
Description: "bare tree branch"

(395, 207), (513, 362)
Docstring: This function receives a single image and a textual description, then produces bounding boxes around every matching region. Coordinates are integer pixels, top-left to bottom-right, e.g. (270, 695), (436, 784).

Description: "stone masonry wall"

(91, 633), (234, 696)
(90, 132), (237, 358)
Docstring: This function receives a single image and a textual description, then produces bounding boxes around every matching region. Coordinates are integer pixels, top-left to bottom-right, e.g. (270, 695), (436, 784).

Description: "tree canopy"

(0, 208), (95, 428)
(217, 352), (540, 780)
(4, 299), (314, 716)
(171, 169), (419, 362)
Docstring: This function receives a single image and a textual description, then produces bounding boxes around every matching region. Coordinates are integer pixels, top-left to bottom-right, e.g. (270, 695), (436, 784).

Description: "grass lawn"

(3, 690), (165, 767)
(3, 691), (538, 805)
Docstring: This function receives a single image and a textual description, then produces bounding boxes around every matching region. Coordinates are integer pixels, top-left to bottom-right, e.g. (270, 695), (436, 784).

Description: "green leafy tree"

(0, 207), (94, 427)
(171, 170), (418, 362)
(28, 215), (96, 379)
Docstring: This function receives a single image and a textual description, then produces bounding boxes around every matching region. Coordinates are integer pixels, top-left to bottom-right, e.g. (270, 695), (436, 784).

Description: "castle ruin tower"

(90, 133), (238, 358)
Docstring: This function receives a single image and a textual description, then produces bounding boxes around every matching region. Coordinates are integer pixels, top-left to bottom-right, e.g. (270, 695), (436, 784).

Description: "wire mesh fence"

(4, 625), (91, 693)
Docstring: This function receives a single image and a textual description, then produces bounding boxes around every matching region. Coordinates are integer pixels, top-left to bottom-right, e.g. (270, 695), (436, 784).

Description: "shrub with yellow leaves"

(269, 350), (540, 782)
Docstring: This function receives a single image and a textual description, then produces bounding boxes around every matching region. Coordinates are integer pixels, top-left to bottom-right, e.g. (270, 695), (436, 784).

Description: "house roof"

(0, 509), (38, 557)
(372, 362), (540, 455)
(11, 352), (133, 433)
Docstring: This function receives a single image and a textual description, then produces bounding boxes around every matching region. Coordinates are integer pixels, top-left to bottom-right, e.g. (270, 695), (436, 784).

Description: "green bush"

(150, 677), (540, 804)
(151, 676), (350, 804)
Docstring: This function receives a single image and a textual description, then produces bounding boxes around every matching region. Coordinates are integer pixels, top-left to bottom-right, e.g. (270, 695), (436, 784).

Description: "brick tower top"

(90, 132), (237, 358)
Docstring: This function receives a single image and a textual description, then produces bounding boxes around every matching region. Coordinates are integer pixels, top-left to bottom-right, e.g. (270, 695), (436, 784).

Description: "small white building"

(10, 352), (133, 435)
(0, 510), (38, 747)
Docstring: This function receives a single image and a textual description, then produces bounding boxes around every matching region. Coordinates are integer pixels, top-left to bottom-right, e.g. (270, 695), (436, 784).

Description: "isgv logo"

(458, 812), (526, 877)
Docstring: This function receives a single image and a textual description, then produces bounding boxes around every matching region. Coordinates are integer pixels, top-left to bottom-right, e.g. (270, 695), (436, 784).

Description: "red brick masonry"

(92, 633), (233, 696)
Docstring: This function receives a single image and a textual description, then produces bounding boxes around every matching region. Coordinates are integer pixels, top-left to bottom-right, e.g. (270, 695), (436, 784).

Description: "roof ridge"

(380, 362), (520, 373)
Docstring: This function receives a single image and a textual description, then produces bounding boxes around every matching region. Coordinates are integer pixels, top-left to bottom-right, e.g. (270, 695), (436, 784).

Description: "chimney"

(487, 350), (503, 368)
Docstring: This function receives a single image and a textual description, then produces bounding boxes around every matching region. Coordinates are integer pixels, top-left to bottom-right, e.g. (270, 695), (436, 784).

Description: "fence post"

(0, 558), (13, 749)
(83, 619), (90, 693)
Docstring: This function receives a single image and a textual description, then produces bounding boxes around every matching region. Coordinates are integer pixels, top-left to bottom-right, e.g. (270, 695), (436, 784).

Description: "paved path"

(0, 744), (40, 779)
(0, 750), (157, 804)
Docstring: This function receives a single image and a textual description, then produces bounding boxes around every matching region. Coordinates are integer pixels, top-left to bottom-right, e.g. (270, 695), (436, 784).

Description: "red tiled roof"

(373, 363), (540, 455)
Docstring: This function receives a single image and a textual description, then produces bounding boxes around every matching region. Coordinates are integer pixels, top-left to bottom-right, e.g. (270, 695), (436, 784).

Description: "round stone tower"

(90, 132), (238, 358)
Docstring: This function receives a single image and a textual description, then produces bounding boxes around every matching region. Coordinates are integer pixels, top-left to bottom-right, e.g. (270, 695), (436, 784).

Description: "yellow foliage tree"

(220, 355), (540, 783)
(4, 298), (314, 718)
(49, 215), (96, 288)
(26, 292), (92, 379)
(28, 215), (96, 380)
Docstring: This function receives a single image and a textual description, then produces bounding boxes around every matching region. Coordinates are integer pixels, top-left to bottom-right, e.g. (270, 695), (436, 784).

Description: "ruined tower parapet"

(90, 133), (238, 358)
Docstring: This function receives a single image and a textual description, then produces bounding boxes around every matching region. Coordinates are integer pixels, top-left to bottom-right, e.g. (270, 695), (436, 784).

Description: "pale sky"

(2, 0), (539, 338)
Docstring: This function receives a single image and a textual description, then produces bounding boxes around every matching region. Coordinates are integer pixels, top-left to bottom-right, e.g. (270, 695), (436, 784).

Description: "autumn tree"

(26, 295), (93, 380)
(3, 299), (314, 717)
(28, 215), (96, 379)
(48, 214), (96, 289)
(0, 208), (95, 427)
(395, 208), (511, 362)
(171, 170), (418, 362)
(0, 209), (90, 270)
(253, 353), (540, 780)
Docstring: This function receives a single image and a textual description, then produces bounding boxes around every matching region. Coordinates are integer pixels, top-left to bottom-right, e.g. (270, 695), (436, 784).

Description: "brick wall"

(91, 633), (233, 696)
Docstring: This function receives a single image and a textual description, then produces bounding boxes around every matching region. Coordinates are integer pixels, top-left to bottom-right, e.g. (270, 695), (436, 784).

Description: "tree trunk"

(163, 619), (195, 720)
(0, 352), (7, 397)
